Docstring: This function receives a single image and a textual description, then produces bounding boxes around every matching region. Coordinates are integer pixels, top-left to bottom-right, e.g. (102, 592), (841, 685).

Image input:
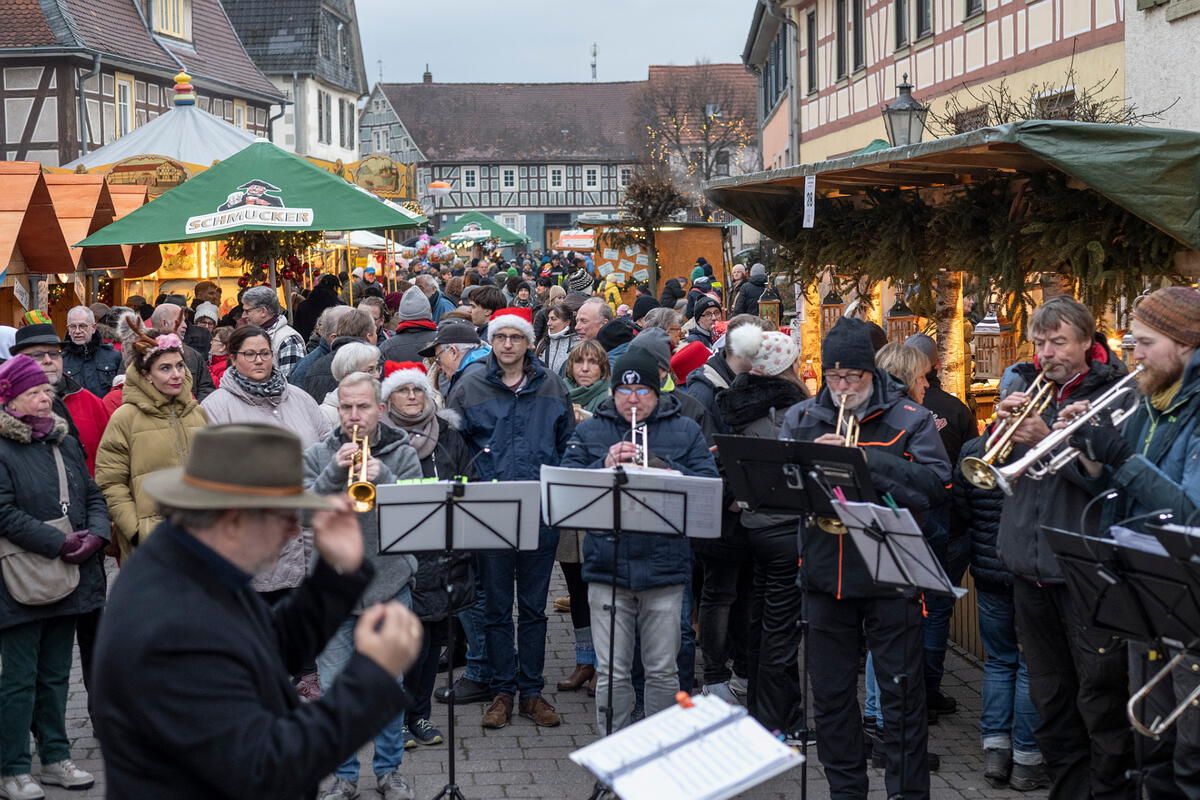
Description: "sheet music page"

(1110, 525), (1171, 557)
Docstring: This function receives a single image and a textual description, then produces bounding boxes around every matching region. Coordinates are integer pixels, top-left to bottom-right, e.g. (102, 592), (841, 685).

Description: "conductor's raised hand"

(355, 602), (423, 678)
(311, 495), (364, 574)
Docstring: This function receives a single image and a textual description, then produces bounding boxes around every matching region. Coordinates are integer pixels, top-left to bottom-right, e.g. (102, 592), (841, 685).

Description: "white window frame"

(233, 99), (247, 130)
(501, 166), (517, 190)
(152, 0), (192, 40)
(583, 165), (601, 190)
(461, 166), (478, 191)
(500, 213), (525, 234)
(617, 165), (634, 189)
(115, 72), (135, 138)
(548, 165), (565, 190)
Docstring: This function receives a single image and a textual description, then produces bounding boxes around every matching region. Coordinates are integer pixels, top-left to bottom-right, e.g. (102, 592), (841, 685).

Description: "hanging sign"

(803, 175), (816, 229)
(13, 279), (29, 310)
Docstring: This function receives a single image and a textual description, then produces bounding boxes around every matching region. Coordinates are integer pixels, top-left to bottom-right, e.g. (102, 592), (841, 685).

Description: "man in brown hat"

(1064, 285), (1200, 796)
(91, 424), (423, 800)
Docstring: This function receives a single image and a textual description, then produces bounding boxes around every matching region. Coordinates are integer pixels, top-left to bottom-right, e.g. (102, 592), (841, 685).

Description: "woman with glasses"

(95, 318), (207, 561)
(318, 342), (381, 427)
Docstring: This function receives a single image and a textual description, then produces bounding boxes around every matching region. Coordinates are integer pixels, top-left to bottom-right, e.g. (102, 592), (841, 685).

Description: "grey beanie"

(627, 327), (672, 371)
(397, 285), (432, 322)
(750, 262), (767, 278)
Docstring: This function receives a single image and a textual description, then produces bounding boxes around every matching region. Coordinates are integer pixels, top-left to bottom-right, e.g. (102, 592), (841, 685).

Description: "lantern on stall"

(820, 288), (845, 340)
(972, 302), (1016, 380)
(885, 287), (919, 342)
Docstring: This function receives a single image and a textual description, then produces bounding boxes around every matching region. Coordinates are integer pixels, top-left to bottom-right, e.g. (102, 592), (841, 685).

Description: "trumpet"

(1127, 649), (1200, 738)
(962, 365), (1144, 495)
(961, 373), (1054, 491)
(628, 407), (649, 469)
(347, 425), (376, 512)
(817, 394), (862, 535)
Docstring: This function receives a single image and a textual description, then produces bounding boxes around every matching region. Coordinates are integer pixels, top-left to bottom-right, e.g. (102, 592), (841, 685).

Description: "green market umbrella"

(439, 210), (527, 247)
(77, 140), (426, 247)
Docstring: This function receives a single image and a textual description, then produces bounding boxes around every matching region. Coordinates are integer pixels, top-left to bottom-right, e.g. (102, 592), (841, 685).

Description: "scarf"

(388, 396), (439, 459)
(567, 378), (609, 412)
(1151, 377), (1183, 412)
(230, 367), (287, 401)
(7, 410), (55, 440)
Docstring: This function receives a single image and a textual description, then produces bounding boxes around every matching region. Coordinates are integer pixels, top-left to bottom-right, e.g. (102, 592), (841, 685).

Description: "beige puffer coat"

(95, 365), (208, 560)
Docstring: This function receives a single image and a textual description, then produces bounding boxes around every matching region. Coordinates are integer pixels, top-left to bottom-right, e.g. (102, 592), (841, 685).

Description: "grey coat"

(303, 425), (420, 609)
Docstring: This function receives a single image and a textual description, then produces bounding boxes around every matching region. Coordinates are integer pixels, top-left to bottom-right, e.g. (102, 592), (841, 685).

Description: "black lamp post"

(881, 73), (930, 148)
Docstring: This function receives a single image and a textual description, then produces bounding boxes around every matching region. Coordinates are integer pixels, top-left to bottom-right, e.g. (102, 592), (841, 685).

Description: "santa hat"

(382, 360), (426, 378)
(381, 365), (433, 403)
(487, 311), (535, 344)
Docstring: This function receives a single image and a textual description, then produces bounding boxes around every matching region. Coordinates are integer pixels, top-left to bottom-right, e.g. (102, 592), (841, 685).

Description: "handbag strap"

(51, 445), (69, 516)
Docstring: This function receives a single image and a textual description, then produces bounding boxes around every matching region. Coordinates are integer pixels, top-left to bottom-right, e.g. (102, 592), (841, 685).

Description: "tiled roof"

(0, 0), (59, 47)
(646, 63), (758, 118)
(162, 0), (285, 100)
(379, 80), (647, 163)
(58, 0), (178, 71)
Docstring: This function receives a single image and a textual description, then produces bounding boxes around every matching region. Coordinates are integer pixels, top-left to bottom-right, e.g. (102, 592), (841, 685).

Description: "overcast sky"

(356, 0), (757, 85)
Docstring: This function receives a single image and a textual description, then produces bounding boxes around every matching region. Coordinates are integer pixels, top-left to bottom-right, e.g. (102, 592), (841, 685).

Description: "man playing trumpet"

(779, 317), (950, 799)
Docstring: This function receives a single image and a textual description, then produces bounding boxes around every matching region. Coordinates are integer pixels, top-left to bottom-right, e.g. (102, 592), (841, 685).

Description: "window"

(761, 23), (790, 114)
(338, 99), (354, 148)
(583, 165), (601, 190)
(548, 166), (565, 189)
(501, 214), (525, 234)
(953, 106), (988, 133)
(704, 103), (722, 119)
(501, 167), (517, 189)
(461, 167), (478, 190)
(853, 0), (866, 70)
(917, 0), (933, 38)
(896, 0), (910, 47)
(714, 151), (731, 177)
(115, 72), (134, 138)
(806, 11), (818, 94)
(152, 0), (192, 40)
(966, 0), (984, 16)
(835, 0), (847, 79)
(373, 129), (387, 153)
(317, 90), (332, 144)
(617, 165), (634, 188)
(233, 99), (247, 130)
(1037, 90), (1076, 120)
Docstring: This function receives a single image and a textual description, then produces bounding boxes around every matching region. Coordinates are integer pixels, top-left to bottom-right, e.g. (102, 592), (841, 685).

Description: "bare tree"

(607, 165), (689, 289)
(633, 62), (758, 218)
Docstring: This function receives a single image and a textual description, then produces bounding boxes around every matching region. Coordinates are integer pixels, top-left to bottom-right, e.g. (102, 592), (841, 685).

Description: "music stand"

(1043, 526), (1157, 642)
(376, 480), (541, 800)
(540, 464), (722, 800)
(713, 436), (879, 800)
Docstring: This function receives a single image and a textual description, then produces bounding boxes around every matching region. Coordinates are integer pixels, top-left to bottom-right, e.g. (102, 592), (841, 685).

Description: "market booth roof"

(439, 211), (527, 247)
(705, 120), (1200, 250)
(77, 140), (427, 247)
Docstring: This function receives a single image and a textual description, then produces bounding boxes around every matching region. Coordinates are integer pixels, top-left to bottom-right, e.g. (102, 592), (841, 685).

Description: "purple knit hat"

(0, 354), (50, 405)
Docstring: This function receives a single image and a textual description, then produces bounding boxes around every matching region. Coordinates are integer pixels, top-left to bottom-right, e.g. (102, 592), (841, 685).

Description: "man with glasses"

(62, 305), (122, 396)
(687, 295), (723, 350)
(779, 316), (950, 799)
(561, 350), (718, 732)
(418, 323), (489, 396)
(241, 285), (306, 379)
(446, 310), (574, 730)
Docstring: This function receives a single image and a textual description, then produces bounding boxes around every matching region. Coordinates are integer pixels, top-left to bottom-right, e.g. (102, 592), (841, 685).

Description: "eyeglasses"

(826, 370), (867, 386)
(394, 386), (423, 396)
(24, 349), (61, 361)
(700, 309), (722, 320)
(235, 350), (273, 361)
(492, 333), (527, 345)
(66, 324), (93, 332)
(615, 387), (653, 397)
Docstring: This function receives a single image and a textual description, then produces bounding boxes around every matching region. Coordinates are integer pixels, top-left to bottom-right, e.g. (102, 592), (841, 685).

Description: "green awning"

(77, 140), (426, 247)
(705, 120), (1200, 250)
(439, 210), (527, 247)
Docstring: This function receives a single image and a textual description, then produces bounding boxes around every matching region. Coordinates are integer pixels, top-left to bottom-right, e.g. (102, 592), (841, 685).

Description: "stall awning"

(705, 120), (1200, 250)
(0, 163), (73, 276)
(44, 175), (126, 269)
(439, 211), (527, 247)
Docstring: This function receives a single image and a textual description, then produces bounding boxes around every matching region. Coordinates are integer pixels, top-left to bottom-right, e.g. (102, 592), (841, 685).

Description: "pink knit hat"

(0, 354), (50, 405)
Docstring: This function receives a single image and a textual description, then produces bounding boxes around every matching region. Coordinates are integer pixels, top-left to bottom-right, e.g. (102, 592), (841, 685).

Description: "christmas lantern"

(972, 303), (1016, 380)
(820, 289), (844, 340)
(885, 291), (919, 343)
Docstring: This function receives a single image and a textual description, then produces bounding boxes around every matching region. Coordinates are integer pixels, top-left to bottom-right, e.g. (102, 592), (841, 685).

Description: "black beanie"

(612, 350), (662, 395)
(822, 317), (877, 373)
(693, 294), (721, 321)
(597, 318), (636, 352)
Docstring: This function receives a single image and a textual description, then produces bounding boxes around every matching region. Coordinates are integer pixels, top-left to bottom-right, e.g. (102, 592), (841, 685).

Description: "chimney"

(423, 64), (432, 84)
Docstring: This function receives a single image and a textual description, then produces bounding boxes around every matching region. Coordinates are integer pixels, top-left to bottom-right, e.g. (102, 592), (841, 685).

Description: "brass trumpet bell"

(347, 425), (376, 513)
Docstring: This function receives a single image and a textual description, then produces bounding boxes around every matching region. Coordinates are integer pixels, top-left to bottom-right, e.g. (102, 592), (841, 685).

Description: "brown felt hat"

(1133, 286), (1200, 348)
(141, 424), (334, 511)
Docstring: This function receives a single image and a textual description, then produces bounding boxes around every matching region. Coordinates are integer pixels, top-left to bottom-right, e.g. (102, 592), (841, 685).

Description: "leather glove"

(58, 531), (86, 557)
(1069, 423), (1134, 468)
(62, 533), (105, 564)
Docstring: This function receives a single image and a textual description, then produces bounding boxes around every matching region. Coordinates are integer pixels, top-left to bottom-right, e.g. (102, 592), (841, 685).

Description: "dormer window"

(153, 0), (192, 41)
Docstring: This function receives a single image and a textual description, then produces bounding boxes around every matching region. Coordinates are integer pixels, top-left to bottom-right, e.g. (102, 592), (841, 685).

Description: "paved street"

(46, 569), (1048, 800)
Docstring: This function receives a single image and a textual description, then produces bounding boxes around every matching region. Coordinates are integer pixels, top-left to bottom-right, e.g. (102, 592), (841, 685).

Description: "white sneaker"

(728, 674), (749, 700)
(701, 681), (740, 705)
(377, 770), (414, 800)
(38, 759), (93, 789)
(0, 774), (45, 800)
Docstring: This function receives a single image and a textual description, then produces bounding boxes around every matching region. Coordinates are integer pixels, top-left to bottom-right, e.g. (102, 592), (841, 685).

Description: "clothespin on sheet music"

(882, 493), (902, 517)
(675, 691), (694, 709)
(832, 486), (847, 504)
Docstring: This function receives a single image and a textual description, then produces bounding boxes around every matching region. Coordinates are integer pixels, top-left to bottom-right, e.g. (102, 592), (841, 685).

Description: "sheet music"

(570, 695), (802, 800)
(834, 500), (968, 599)
(1110, 525), (1170, 557)
(540, 466), (723, 538)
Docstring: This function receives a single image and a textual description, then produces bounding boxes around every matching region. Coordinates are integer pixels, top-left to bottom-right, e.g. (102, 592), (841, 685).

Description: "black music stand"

(376, 480), (541, 800)
(714, 436), (879, 800)
(540, 463), (721, 800)
(1043, 526), (1157, 642)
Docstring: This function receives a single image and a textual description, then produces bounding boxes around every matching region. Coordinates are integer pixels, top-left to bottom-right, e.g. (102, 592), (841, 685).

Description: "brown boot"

(557, 664), (596, 692)
(518, 695), (562, 727)
(481, 694), (514, 729)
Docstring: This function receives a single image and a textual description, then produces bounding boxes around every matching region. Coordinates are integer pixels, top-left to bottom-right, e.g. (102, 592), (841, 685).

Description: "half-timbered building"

(0, 0), (284, 167)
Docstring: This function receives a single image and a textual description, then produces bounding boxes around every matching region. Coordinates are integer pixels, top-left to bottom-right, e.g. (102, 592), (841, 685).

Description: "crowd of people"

(0, 251), (1197, 800)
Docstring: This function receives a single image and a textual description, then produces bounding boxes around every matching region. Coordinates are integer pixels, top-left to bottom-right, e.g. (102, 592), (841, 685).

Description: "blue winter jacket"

(429, 291), (456, 323)
(446, 351), (574, 482)
(562, 394), (719, 590)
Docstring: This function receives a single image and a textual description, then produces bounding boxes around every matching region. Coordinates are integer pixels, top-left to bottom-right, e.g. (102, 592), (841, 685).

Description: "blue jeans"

(460, 558), (491, 686)
(317, 585), (411, 781)
(977, 589), (1042, 762)
(864, 652), (881, 729)
(477, 525), (559, 699)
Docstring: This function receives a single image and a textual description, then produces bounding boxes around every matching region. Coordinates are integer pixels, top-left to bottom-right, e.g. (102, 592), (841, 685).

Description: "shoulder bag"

(0, 445), (81, 606)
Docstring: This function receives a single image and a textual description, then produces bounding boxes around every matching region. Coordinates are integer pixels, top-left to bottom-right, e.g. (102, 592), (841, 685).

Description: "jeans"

(696, 550), (751, 685)
(864, 652), (881, 730)
(589, 582), (683, 734)
(477, 525), (558, 699)
(808, 591), (929, 800)
(317, 586), (411, 781)
(632, 553), (695, 705)
(745, 524), (803, 732)
(923, 534), (970, 693)
(0, 616), (75, 776)
(459, 558), (490, 686)
(976, 590), (1041, 761)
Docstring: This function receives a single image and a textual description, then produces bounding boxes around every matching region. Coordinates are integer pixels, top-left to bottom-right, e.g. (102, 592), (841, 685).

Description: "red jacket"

(209, 355), (230, 388)
(61, 382), (111, 474)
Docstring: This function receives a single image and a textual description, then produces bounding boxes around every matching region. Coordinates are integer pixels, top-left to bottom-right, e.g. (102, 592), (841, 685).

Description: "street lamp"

(881, 73), (929, 148)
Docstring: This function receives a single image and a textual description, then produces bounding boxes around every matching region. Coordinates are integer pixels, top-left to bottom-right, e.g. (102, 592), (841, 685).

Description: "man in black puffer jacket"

(731, 263), (769, 317)
(779, 317), (950, 799)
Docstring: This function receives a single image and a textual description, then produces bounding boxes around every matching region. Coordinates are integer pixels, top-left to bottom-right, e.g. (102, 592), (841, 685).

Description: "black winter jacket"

(922, 374), (978, 466)
(632, 293), (660, 321)
(302, 336), (369, 403)
(62, 332), (122, 397)
(0, 413), (110, 631)
(659, 279), (684, 310)
(779, 370), (951, 598)
(685, 352), (736, 436)
(954, 436), (1010, 594)
(732, 274), (768, 317)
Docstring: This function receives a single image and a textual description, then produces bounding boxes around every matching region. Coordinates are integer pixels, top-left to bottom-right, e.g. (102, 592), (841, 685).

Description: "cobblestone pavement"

(44, 569), (1048, 799)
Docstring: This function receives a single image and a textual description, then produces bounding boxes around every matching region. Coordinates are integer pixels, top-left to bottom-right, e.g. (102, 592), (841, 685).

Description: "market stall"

(438, 210), (528, 258)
